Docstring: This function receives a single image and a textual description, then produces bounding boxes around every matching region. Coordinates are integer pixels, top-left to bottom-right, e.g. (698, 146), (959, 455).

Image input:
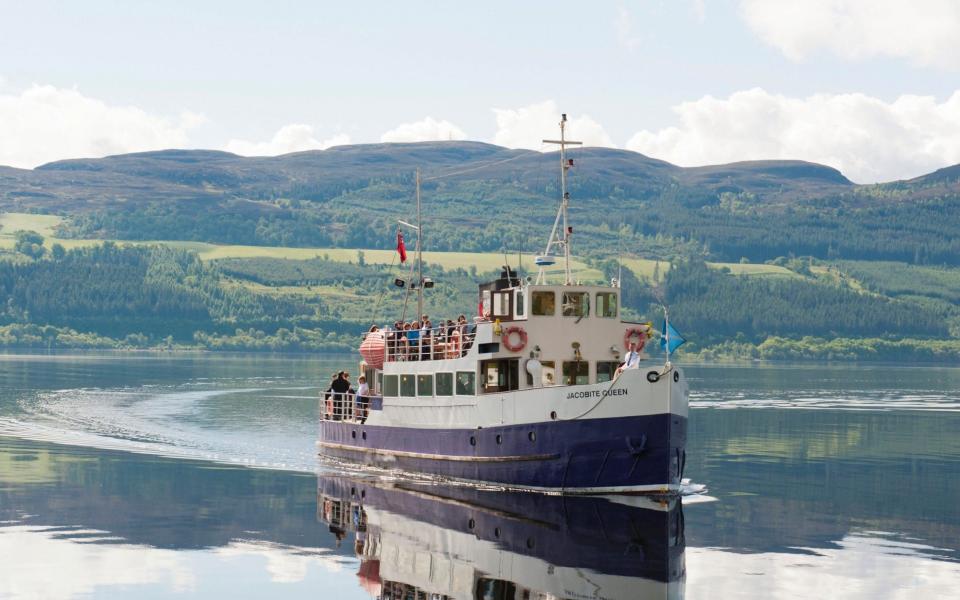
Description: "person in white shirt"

(356, 375), (370, 422)
(616, 342), (641, 376)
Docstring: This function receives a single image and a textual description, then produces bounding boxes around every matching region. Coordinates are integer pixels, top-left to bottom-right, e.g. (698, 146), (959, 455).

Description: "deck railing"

(321, 391), (371, 423)
(380, 324), (478, 363)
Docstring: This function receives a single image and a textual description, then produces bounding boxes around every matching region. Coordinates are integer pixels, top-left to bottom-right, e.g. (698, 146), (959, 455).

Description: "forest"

(0, 240), (956, 360)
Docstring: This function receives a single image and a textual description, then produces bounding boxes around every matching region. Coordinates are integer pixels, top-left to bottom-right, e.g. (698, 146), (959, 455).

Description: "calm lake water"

(1, 353), (958, 599)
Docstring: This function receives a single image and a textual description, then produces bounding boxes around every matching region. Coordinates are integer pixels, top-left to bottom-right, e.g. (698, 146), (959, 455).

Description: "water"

(0, 354), (958, 598)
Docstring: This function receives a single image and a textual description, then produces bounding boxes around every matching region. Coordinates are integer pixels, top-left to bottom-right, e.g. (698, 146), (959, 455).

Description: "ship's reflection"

(317, 475), (686, 600)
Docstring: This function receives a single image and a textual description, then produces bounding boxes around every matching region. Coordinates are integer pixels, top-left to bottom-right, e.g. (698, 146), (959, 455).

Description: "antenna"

(416, 168), (423, 320)
(537, 113), (582, 285)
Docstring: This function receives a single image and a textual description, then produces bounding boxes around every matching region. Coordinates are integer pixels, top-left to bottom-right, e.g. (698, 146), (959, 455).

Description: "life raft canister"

(624, 326), (649, 351)
(502, 326), (528, 352)
(359, 331), (386, 369)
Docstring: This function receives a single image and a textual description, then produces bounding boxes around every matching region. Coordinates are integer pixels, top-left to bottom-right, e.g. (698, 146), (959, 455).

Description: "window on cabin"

(382, 374), (398, 397)
(532, 291), (555, 316)
(399, 374), (416, 397)
(597, 361), (619, 383)
(417, 374), (433, 396)
(435, 372), (453, 396)
(482, 359), (520, 393)
(456, 371), (476, 395)
(493, 292), (511, 318)
(562, 361), (589, 385)
(515, 290), (526, 318)
(376, 372), (384, 395)
(596, 292), (617, 318)
(562, 292), (589, 317)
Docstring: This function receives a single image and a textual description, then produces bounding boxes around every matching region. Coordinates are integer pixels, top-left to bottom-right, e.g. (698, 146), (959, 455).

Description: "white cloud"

(492, 100), (615, 150)
(0, 84), (203, 169)
(626, 88), (960, 183)
(688, 535), (960, 599)
(225, 124), (350, 156)
(692, 0), (707, 23)
(0, 526), (195, 600)
(380, 116), (467, 143)
(615, 7), (642, 51)
(740, 0), (960, 69)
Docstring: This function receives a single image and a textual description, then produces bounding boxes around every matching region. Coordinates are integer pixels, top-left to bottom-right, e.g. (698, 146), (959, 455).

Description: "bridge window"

(417, 374), (433, 396)
(493, 292), (512, 318)
(481, 359), (520, 393)
(382, 374), (398, 397)
(399, 374), (416, 397)
(561, 292), (589, 317)
(532, 291), (555, 316)
(597, 361), (619, 383)
(562, 361), (589, 385)
(596, 292), (617, 318)
(456, 371), (476, 395)
(515, 289), (526, 318)
(436, 372), (453, 396)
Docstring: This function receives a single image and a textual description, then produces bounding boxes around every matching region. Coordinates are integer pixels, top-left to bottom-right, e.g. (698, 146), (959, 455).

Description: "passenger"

(393, 321), (408, 360)
(420, 318), (433, 360)
(323, 372), (338, 419)
(447, 319), (461, 358)
(405, 322), (419, 361)
(355, 375), (369, 422)
(461, 315), (477, 353)
(330, 371), (353, 420)
(616, 342), (642, 376)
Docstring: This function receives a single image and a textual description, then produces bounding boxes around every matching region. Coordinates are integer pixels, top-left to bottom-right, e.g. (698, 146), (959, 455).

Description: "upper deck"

(367, 277), (653, 401)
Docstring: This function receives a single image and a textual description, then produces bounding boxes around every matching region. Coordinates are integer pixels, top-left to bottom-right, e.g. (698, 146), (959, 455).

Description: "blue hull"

(318, 412), (687, 493)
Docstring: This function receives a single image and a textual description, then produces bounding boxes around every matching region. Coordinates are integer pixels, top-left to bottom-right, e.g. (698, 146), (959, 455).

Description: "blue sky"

(1, 1), (959, 182)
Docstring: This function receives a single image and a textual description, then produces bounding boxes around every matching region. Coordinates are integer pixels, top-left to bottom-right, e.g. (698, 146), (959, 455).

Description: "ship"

(318, 113), (689, 494)
(317, 474), (686, 599)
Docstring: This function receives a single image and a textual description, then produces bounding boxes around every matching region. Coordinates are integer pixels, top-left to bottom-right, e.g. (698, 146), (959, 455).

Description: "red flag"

(396, 230), (407, 263)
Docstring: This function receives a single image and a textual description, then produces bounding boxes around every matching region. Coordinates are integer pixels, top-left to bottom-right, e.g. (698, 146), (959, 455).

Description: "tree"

(51, 243), (66, 260)
(14, 231), (46, 259)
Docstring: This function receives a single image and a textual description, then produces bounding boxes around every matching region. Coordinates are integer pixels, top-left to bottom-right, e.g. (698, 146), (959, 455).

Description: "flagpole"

(664, 305), (671, 367)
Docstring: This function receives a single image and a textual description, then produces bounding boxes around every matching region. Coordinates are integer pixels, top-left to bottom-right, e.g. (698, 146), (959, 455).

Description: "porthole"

(361, 431), (367, 440)
(528, 431), (536, 442)
(494, 527), (501, 538)
(526, 537), (535, 549)
(469, 436), (476, 446)
(674, 370), (680, 382)
(468, 518), (475, 530)
(360, 490), (366, 498)
(351, 430), (356, 439)
(496, 434), (503, 445)
(646, 371), (660, 383)
(350, 487), (356, 496)
(550, 411), (558, 420)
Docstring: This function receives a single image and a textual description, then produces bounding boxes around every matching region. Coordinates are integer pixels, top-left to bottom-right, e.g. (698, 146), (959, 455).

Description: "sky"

(1, 0), (959, 183)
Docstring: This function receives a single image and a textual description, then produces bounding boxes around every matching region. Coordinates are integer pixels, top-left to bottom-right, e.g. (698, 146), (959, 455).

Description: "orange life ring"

(502, 326), (528, 352)
(624, 327), (649, 351)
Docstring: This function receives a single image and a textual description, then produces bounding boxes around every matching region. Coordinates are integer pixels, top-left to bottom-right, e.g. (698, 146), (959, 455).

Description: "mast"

(539, 113), (582, 285)
(416, 168), (423, 320)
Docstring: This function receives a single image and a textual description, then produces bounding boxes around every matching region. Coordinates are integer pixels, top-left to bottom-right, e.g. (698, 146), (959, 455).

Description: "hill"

(2, 141), (960, 360)
(12, 141), (959, 263)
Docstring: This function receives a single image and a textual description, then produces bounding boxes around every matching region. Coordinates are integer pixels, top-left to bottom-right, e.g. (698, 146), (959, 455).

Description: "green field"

(621, 257), (795, 280)
(0, 213), (64, 237)
(709, 262), (798, 278)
